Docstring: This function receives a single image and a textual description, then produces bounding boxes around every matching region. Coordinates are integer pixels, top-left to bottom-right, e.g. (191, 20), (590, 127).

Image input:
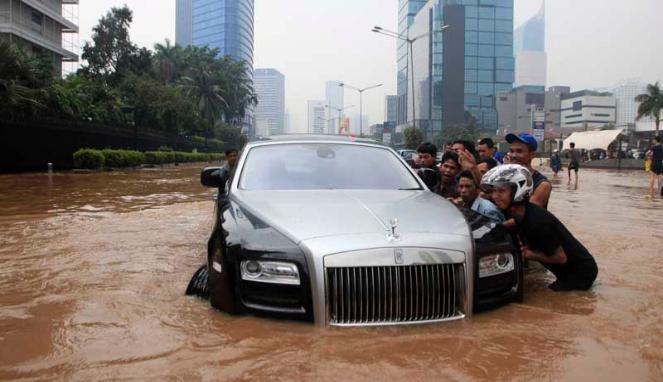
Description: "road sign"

(532, 121), (545, 142)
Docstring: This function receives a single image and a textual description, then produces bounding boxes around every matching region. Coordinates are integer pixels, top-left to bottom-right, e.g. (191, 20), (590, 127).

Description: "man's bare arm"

(530, 181), (552, 208)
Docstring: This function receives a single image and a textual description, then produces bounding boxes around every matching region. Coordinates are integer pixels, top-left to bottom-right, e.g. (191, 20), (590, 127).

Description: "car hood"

(232, 190), (470, 244)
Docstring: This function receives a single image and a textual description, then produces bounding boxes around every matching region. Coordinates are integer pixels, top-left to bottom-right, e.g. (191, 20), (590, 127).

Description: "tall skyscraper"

(513, 0), (546, 86)
(176, 0), (193, 46)
(397, 0), (428, 126)
(254, 69), (285, 137)
(0, 0), (79, 75)
(325, 81), (345, 134)
(406, 0), (514, 136)
(612, 79), (647, 127)
(188, 0), (255, 68)
(307, 101), (327, 135)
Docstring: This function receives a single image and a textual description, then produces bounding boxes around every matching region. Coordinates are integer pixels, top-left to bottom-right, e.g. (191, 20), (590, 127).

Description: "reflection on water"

(0, 166), (661, 381)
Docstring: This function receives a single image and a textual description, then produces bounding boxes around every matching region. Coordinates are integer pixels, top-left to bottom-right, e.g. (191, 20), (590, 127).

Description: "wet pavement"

(0, 164), (661, 381)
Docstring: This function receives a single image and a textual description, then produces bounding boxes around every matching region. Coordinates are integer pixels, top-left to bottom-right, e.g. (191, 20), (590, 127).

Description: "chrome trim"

(325, 263), (466, 326)
(242, 301), (306, 314)
(324, 248), (465, 268)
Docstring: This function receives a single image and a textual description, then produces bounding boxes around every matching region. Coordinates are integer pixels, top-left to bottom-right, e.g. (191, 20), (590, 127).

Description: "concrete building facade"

(325, 80), (344, 134)
(307, 100), (327, 135)
(612, 79), (647, 127)
(385, 95), (398, 124)
(254, 68), (285, 138)
(0, 0), (79, 73)
(560, 90), (617, 130)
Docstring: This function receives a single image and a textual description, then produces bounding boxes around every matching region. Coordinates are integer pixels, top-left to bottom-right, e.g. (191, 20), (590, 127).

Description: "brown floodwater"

(0, 164), (662, 381)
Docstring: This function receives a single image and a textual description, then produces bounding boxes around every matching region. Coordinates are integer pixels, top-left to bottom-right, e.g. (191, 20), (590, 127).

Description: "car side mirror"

(201, 167), (229, 189)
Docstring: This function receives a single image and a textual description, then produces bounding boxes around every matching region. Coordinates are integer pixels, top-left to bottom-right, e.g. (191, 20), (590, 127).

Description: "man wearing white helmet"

(482, 164), (598, 291)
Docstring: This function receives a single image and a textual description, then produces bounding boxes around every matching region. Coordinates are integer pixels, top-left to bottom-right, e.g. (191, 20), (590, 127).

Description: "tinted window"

(239, 143), (422, 191)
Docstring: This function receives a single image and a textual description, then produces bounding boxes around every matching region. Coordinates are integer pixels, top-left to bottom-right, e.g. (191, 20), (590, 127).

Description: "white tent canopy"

(563, 129), (624, 151)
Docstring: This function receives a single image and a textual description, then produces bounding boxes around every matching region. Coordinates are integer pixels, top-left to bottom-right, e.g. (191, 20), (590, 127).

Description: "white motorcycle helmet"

(481, 164), (533, 203)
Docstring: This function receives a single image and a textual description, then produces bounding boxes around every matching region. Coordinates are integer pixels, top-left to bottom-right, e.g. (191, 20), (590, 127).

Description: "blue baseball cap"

(505, 132), (538, 151)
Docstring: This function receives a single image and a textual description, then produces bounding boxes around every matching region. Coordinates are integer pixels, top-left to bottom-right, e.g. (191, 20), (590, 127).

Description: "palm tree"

(636, 82), (663, 134)
(179, 64), (227, 146)
(0, 43), (46, 117)
(153, 39), (184, 83)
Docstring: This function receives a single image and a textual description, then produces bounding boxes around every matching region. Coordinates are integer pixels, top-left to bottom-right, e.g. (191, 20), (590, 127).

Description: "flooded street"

(1, 164), (662, 381)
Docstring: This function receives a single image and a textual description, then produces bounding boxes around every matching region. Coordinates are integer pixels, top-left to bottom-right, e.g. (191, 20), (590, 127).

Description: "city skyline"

(77, 0), (663, 133)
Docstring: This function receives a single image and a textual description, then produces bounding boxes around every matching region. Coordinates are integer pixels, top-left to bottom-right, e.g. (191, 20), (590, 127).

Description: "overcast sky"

(78, 0), (663, 133)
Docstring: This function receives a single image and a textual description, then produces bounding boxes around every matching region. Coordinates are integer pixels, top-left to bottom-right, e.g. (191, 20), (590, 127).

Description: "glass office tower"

(191, 0), (254, 68)
(407, 0), (514, 135)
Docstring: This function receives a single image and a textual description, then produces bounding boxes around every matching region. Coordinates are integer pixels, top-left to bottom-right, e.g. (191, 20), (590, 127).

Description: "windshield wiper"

(398, 187), (423, 191)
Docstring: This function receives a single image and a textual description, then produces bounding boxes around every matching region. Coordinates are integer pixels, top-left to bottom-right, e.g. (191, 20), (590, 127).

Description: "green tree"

(153, 40), (185, 83)
(81, 6), (151, 82)
(0, 42), (50, 118)
(179, 64), (227, 146)
(636, 82), (663, 134)
(404, 126), (424, 149)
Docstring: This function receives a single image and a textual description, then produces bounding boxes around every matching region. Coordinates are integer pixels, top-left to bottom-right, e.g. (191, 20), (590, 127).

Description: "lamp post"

(325, 104), (355, 134)
(372, 25), (448, 138)
(338, 82), (382, 136)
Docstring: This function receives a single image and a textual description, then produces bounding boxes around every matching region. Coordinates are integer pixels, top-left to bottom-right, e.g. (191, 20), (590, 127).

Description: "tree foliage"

(636, 82), (663, 133)
(432, 113), (479, 148)
(404, 126), (424, 149)
(1, 5), (257, 150)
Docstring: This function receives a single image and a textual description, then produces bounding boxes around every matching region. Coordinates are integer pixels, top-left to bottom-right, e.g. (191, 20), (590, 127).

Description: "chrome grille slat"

(327, 264), (462, 325)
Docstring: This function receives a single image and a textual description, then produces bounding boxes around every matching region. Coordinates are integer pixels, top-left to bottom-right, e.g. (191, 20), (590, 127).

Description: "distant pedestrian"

(477, 138), (505, 163)
(452, 140), (480, 162)
(567, 142), (581, 186)
(550, 149), (562, 177)
(477, 157), (499, 177)
(649, 136), (663, 197)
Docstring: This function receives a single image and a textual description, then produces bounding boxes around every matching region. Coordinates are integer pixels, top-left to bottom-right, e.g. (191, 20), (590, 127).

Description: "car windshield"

(239, 143), (422, 191)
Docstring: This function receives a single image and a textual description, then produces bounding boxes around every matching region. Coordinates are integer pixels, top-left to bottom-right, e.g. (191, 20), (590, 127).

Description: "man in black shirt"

(414, 142), (441, 191)
(650, 136), (663, 197)
(482, 164), (598, 291)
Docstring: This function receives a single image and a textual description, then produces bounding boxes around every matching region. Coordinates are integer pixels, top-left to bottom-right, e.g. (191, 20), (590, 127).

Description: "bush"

(101, 149), (145, 168)
(73, 148), (223, 169)
(73, 148), (105, 169)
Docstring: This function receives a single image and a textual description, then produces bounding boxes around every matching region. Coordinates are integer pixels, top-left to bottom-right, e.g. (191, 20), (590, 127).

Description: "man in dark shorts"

(650, 136), (663, 197)
(437, 152), (461, 199)
(482, 164), (598, 291)
(567, 142), (581, 186)
(505, 133), (552, 209)
(414, 142), (441, 191)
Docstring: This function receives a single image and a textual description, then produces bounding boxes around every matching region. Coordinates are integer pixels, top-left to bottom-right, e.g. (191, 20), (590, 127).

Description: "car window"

(239, 143), (422, 191)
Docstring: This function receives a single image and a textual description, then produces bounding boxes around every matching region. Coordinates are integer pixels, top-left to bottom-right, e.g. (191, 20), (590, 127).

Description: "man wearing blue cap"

(505, 132), (552, 209)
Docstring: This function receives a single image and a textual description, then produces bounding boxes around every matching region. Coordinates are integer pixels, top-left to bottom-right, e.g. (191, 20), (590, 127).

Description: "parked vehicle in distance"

(397, 149), (417, 161)
(187, 135), (522, 326)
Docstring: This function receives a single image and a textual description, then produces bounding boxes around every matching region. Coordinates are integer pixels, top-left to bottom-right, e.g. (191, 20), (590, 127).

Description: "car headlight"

(240, 260), (301, 285)
(479, 253), (514, 278)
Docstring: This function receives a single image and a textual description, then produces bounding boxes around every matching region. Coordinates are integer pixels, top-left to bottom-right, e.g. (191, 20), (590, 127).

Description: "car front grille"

(326, 264), (464, 326)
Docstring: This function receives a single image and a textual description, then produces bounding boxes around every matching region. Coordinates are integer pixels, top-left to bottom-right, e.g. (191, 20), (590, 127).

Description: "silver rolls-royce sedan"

(187, 136), (522, 326)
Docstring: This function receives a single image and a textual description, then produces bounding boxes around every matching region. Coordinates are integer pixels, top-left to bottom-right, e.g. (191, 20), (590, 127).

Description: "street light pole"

(372, 25), (448, 137)
(326, 104), (355, 134)
(338, 83), (383, 136)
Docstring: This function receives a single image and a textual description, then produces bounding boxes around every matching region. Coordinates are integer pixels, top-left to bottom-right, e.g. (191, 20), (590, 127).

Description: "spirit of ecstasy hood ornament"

(388, 217), (400, 241)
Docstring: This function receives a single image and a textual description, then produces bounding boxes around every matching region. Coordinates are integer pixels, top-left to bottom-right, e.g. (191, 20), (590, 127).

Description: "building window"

(478, 7), (495, 19)
(465, 43), (478, 56)
(495, 20), (512, 32)
(478, 57), (493, 70)
(565, 114), (582, 119)
(31, 11), (43, 34)
(496, 57), (514, 70)
(592, 113), (611, 117)
(573, 101), (582, 111)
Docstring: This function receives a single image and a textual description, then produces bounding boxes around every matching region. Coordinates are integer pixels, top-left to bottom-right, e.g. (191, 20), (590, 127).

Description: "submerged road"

(0, 165), (661, 381)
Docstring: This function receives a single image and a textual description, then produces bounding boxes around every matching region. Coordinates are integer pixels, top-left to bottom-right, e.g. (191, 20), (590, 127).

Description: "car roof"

(250, 134), (386, 146)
